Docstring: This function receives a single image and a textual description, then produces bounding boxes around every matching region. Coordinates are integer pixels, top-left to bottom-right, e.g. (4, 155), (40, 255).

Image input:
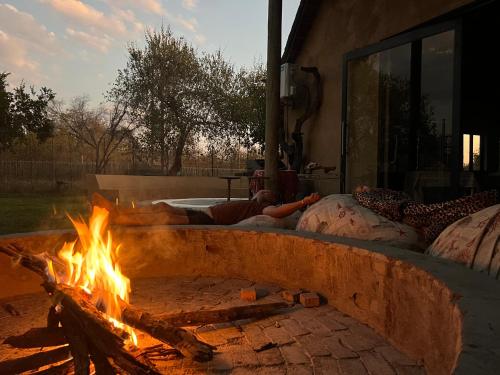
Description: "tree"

(0, 72), (55, 151)
(111, 28), (199, 175)
(113, 28), (253, 175)
(234, 64), (266, 149)
(60, 97), (132, 174)
(0, 73), (14, 150)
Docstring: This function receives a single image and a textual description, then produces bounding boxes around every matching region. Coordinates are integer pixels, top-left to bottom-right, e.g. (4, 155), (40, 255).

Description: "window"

(343, 27), (457, 202)
(342, 1), (500, 199)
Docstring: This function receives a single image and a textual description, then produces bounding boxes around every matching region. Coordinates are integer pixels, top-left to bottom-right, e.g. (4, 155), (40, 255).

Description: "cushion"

(233, 211), (301, 230)
(426, 204), (500, 278)
(296, 194), (425, 250)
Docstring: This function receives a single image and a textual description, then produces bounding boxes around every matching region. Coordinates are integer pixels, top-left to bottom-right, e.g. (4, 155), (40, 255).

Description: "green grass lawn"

(0, 193), (89, 235)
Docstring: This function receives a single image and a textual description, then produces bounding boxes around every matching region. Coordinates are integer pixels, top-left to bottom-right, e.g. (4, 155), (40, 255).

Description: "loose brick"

(256, 347), (285, 366)
(359, 351), (395, 375)
(299, 293), (320, 308)
(240, 287), (257, 301)
(280, 344), (311, 365)
(282, 289), (302, 303)
(338, 358), (368, 374)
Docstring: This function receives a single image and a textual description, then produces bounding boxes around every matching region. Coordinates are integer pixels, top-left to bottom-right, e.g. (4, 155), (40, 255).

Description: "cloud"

(175, 15), (198, 33)
(0, 4), (62, 84)
(0, 3), (59, 55)
(182, 0), (198, 11)
(39, 0), (130, 35)
(194, 34), (206, 45)
(66, 28), (113, 53)
(0, 29), (46, 85)
(113, 0), (166, 15)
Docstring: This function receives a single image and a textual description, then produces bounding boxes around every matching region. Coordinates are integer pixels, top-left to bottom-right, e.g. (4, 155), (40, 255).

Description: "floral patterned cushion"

(296, 194), (425, 251)
(233, 211), (301, 230)
(427, 204), (500, 278)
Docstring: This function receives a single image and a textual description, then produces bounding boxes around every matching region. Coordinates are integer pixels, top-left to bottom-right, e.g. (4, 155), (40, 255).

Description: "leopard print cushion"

(354, 189), (498, 243)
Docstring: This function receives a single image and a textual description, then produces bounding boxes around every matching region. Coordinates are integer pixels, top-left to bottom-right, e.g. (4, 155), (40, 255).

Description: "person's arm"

(262, 193), (321, 219)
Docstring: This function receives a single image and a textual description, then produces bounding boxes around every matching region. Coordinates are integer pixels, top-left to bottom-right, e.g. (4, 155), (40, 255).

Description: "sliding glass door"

(342, 23), (459, 202)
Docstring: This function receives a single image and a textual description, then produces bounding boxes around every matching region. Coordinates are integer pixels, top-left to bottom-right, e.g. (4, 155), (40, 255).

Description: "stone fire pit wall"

(1, 226), (500, 374)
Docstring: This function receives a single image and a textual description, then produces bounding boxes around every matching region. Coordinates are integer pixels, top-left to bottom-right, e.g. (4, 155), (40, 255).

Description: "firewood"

(157, 302), (291, 326)
(57, 303), (91, 375)
(0, 245), (161, 374)
(121, 303), (215, 362)
(47, 305), (59, 329)
(0, 345), (71, 374)
(3, 327), (67, 348)
(30, 359), (74, 375)
(52, 284), (161, 375)
(0, 244), (215, 363)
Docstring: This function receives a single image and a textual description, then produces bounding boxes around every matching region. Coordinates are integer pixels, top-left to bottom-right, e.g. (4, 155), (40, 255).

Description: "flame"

(48, 206), (137, 345)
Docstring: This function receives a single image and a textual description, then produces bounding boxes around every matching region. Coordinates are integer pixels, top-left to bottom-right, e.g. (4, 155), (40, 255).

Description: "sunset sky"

(0, 0), (300, 105)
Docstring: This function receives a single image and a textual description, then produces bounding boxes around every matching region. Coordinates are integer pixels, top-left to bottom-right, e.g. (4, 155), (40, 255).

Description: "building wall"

(285, 0), (473, 194)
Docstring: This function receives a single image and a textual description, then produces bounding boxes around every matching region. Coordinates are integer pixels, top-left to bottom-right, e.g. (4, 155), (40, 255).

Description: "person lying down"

(353, 185), (498, 242)
(92, 190), (321, 226)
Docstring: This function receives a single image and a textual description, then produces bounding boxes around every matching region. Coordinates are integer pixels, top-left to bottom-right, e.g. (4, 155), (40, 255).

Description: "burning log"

(0, 346), (71, 374)
(0, 244), (214, 364)
(156, 302), (291, 327)
(51, 284), (157, 374)
(30, 359), (74, 375)
(120, 303), (215, 362)
(3, 327), (66, 348)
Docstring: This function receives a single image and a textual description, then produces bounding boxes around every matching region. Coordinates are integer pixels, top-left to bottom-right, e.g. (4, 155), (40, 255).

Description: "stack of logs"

(0, 245), (290, 374)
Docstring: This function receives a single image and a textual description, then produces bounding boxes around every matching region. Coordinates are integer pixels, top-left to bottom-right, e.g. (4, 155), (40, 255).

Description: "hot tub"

(152, 198), (247, 213)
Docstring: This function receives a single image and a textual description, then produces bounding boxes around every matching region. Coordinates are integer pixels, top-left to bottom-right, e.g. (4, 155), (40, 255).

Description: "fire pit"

(1, 225), (500, 374)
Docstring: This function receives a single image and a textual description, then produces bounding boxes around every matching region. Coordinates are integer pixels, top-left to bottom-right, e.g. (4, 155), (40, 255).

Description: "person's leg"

(91, 193), (190, 225)
(113, 210), (190, 225)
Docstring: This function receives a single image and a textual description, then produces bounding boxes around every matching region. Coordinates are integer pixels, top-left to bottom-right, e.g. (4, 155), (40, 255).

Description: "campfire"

(0, 207), (288, 374)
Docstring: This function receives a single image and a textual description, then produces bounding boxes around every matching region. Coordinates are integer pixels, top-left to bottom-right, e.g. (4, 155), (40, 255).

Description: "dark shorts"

(186, 209), (215, 225)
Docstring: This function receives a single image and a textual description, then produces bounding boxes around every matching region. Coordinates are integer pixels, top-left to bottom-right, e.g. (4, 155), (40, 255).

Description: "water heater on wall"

(280, 63), (298, 99)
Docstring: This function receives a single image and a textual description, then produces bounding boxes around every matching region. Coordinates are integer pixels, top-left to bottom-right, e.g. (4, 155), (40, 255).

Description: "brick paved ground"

(0, 276), (426, 374)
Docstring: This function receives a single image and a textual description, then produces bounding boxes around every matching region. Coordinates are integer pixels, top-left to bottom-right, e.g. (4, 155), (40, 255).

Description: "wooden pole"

(264, 0), (282, 192)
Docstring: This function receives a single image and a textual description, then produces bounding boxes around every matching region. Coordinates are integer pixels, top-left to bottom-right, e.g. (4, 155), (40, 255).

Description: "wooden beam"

(157, 302), (290, 326)
(264, 0), (283, 192)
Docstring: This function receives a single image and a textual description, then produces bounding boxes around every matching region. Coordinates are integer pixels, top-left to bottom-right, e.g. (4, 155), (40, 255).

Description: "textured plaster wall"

(285, 0), (473, 193)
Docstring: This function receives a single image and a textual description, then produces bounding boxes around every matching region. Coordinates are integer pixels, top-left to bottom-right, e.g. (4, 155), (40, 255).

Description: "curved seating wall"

(1, 226), (499, 374)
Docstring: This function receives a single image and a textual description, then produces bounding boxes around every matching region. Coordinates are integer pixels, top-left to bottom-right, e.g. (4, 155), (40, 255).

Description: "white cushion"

(427, 204), (500, 278)
(296, 194), (425, 250)
(233, 211), (301, 230)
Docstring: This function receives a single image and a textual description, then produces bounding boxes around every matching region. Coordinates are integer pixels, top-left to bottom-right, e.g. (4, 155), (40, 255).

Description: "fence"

(0, 160), (247, 192)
